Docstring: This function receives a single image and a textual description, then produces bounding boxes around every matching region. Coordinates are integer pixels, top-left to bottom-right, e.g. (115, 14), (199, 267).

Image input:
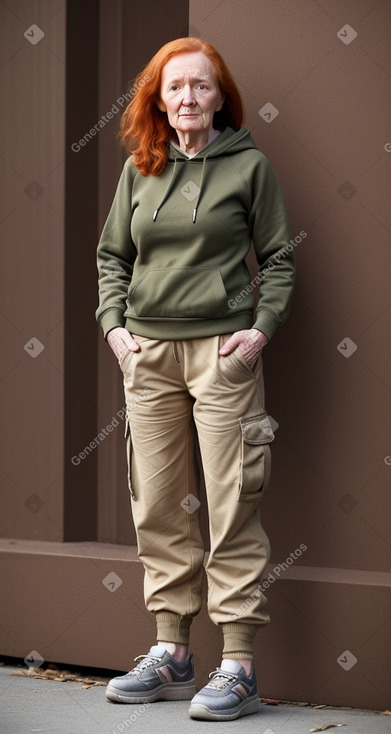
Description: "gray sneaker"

(188, 659), (259, 721)
(106, 645), (196, 703)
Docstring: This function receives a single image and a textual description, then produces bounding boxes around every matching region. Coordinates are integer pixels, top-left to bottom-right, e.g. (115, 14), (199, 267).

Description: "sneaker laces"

(128, 653), (161, 675)
(206, 667), (237, 690)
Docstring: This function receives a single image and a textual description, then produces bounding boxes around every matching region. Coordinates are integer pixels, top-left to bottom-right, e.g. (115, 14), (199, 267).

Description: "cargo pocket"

(124, 418), (136, 500)
(237, 413), (275, 502)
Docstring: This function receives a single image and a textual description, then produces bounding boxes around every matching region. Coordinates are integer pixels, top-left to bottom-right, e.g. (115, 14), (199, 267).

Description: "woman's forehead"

(162, 51), (216, 80)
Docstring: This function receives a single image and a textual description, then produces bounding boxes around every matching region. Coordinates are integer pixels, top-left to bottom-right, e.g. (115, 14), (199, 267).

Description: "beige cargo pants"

(120, 334), (274, 659)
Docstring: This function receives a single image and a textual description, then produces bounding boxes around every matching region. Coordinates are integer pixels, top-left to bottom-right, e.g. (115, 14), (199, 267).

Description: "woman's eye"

(170, 85), (179, 91)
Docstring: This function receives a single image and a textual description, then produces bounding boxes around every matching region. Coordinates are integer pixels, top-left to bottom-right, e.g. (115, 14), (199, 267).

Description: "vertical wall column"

(63, 0), (100, 540)
(96, 0), (190, 544)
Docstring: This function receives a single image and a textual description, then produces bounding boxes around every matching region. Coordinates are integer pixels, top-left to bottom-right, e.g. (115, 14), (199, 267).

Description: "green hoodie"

(96, 126), (295, 341)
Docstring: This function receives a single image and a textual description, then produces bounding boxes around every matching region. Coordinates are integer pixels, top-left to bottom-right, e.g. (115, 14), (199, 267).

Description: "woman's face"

(158, 51), (224, 136)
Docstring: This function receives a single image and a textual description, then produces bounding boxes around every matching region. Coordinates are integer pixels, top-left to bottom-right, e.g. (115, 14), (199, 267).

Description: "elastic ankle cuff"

(155, 612), (193, 645)
(222, 652), (254, 661)
(221, 622), (259, 660)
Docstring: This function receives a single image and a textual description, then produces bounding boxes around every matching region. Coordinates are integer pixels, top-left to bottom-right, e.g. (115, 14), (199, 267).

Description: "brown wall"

(0, 0), (66, 541)
(187, 0), (391, 569)
(1, 0), (390, 711)
(188, 0), (391, 705)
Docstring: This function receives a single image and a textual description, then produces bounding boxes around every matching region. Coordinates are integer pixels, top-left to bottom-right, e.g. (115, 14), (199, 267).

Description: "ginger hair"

(118, 37), (243, 176)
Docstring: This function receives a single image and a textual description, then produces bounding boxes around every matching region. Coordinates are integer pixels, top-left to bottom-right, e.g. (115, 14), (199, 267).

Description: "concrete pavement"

(0, 659), (389, 734)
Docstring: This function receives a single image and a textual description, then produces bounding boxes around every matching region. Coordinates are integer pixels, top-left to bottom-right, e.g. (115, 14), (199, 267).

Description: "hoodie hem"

(124, 314), (253, 340)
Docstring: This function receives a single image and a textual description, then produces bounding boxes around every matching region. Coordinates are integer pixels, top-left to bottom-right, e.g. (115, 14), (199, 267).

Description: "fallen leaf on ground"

(382, 710), (391, 715)
(10, 668), (107, 687)
(310, 725), (346, 732)
(259, 697), (280, 705)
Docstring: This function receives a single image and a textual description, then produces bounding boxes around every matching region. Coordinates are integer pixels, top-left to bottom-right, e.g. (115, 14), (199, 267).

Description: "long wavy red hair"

(119, 37), (243, 176)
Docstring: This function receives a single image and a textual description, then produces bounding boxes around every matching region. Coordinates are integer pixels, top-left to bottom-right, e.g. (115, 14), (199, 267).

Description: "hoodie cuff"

(253, 309), (281, 341)
(100, 309), (126, 340)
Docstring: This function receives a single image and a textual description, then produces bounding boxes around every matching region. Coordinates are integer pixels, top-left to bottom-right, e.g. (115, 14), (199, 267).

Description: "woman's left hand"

(219, 328), (269, 369)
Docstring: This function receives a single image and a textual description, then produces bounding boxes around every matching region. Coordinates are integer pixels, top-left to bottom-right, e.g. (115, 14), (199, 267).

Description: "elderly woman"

(96, 37), (295, 721)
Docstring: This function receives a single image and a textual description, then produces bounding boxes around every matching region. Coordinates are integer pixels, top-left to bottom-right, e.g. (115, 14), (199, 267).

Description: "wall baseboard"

(1, 539), (389, 710)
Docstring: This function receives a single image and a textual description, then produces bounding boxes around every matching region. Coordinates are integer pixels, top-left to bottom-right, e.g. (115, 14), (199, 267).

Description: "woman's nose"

(182, 86), (196, 105)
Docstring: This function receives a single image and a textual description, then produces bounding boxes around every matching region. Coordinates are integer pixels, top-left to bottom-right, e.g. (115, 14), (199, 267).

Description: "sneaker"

(188, 659), (259, 721)
(106, 645), (196, 703)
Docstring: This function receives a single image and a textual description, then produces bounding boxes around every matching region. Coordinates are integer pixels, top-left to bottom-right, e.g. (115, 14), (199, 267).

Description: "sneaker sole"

(188, 696), (259, 721)
(106, 680), (196, 704)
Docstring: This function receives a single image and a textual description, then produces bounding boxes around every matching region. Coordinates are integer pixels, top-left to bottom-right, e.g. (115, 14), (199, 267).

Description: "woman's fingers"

(237, 329), (268, 367)
(218, 330), (245, 355)
(219, 328), (268, 367)
(107, 327), (140, 360)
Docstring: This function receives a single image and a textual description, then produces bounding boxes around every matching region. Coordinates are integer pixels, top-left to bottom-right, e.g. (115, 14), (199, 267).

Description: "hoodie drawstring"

(152, 154), (208, 223)
(153, 158), (180, 222)
(192, 155), (207, 224)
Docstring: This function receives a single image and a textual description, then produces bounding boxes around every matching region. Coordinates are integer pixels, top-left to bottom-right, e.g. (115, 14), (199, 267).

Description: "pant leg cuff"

(221, 622), (259, 660)
(155, 611), (193, 645)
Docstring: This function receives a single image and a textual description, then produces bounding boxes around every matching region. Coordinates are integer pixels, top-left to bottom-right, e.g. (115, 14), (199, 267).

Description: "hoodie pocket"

(238, 413), (274, 502)
(128, 268), (228, 319)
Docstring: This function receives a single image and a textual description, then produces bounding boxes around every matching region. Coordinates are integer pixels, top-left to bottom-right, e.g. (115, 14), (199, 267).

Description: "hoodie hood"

(168, 126), (257, 160)
(153, 127), (257, 223)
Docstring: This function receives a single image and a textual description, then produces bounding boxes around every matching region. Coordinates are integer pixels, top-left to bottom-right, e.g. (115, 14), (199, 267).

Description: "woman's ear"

(216, 97), (225, 112)
(156, 99), (167, 112)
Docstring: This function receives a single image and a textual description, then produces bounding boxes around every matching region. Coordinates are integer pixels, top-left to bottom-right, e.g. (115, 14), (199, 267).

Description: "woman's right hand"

(106, 327), (140, 361)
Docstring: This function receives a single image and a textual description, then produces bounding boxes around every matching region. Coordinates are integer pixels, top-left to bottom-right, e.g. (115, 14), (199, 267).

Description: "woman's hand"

(106, 327), (140, 361)
(219, 328), (268, 369)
